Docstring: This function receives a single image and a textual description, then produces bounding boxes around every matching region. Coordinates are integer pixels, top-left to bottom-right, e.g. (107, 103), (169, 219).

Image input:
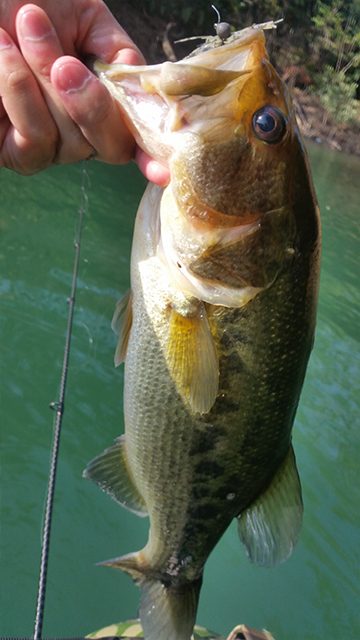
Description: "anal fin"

(111, 290), (133, 366)
(166, 302), (218, 415)
(83, 435), (147, 517)
(97, 550), (146, 580)
(237, 446), (303, 566)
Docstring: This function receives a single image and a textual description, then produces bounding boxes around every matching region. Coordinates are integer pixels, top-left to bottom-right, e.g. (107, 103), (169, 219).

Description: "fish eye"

(252, 105), (287, 144)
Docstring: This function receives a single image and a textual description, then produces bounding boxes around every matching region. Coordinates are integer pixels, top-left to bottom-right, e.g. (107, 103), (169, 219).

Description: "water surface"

(0, 146), (359, 639)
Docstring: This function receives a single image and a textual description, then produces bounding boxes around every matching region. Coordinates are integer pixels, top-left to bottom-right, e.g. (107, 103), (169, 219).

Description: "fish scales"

(85, 22), (320, 640)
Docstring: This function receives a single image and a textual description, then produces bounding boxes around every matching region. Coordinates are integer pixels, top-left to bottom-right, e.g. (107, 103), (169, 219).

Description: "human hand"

(0, 1), (169, 184)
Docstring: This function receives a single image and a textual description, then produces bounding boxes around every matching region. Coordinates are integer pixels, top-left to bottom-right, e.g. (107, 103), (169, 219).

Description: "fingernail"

(117, 47), (145, 65)
(18, 8), (55, 42)
(0, 29), (12, 50)
(55, 61), (93, 94)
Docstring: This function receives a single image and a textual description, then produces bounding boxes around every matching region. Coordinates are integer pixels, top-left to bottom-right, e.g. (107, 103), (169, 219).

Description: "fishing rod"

(32, 166), (88, 640)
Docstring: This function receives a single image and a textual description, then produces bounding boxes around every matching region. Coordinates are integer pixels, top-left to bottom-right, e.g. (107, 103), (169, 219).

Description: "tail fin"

(139, 575), (202, 640)
(98, 552), (202, 640)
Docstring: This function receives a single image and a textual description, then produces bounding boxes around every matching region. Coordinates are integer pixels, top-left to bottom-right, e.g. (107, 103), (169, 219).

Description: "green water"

(0, 146), (359, 639)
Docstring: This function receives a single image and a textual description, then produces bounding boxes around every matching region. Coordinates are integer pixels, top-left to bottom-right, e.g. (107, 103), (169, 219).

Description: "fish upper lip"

(180, 27), (265, 72)
(94, 23), (269, 82)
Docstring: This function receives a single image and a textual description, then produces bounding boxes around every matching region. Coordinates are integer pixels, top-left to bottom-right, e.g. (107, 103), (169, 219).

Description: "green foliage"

(311, 1), (359, 123)
(315, 65), (359, 122)
(137, 0), (359, 125)
(312, 1), (360, 72)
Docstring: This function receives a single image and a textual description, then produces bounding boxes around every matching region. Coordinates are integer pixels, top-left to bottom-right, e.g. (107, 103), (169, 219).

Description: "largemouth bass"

(84, 23), (320, 640)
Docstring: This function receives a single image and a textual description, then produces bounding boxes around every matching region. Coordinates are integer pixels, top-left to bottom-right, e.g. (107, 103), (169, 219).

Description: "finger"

(116, 47), (145, 65)
(135, 148), (170, 187)
(74, 0), (145, 64)
(16, 5), (93, 164)
(51, 56), (136, 164)
(0, 27), (58, 173)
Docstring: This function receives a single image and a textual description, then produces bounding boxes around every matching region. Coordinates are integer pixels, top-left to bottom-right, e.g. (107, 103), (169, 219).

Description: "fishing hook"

(211, 4), (232, 41)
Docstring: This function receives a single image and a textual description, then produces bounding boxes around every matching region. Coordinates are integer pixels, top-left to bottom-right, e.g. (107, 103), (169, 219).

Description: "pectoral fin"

(83, 435), (147, 517)
(166, 303), (218, 415)
(111, 290), (133, 366)
(237, 446), (303, 566)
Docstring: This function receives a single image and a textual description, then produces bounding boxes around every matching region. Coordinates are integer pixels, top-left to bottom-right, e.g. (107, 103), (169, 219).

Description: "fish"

(84, 22), (320, 640)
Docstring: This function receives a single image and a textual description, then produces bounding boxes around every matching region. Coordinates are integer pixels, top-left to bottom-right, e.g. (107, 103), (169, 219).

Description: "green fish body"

(85, 23), (320, 640)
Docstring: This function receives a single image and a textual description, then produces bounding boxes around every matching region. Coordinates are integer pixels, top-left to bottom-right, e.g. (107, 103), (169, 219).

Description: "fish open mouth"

(93, 23), (277, 164)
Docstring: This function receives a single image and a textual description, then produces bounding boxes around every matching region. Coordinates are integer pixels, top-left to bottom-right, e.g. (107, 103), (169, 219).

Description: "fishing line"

(33, 165), (89, 640)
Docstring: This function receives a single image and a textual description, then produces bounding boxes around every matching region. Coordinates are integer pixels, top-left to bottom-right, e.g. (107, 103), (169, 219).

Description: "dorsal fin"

(83, 435), (147, 517)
